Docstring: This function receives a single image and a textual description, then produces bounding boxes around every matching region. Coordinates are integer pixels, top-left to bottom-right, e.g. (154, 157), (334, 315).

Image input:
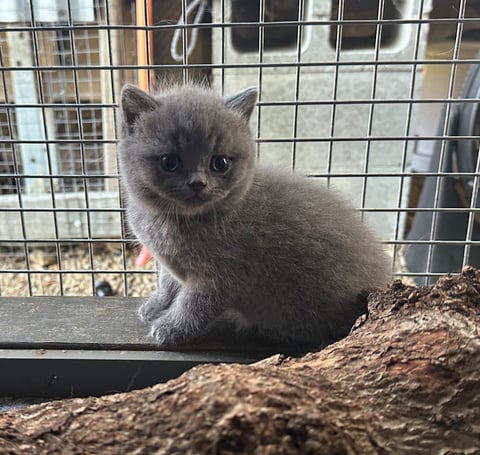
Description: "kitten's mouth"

(185, 192), (205, 204)
(181, 193), (213, 210)
(164, 190), (217, 215)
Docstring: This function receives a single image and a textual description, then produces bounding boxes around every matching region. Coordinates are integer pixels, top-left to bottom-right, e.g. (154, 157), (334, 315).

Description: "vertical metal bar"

(145, 0), (153, 90)
(392, 0), (425, 277)
(255, 0), (265, 160)
(28, 1), (64, 295)
(181, 0), (189, 83)
(0, 44), (33, 295)
(65, 0), (96, 295)
(24, 0), (51, 295)
(290, 0), (305, 172)
(104, 0), (128, 296)
(327, 0), (345, 186)
(359, 0), (385, 221)
(100, 0), (119, 194)
(424, 0), (467, 284)
(220, 0), (226, 94)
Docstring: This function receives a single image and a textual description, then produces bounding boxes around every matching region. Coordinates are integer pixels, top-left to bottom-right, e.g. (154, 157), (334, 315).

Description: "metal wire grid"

(0, 14), (104, 195)
(0, 0), (478, 297)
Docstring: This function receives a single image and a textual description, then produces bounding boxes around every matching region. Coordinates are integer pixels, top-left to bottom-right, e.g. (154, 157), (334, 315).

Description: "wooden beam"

(0, 296), (278, 397)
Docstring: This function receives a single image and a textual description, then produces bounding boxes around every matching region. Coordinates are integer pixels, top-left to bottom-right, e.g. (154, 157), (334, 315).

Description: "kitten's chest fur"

(128, 197), (242, 283)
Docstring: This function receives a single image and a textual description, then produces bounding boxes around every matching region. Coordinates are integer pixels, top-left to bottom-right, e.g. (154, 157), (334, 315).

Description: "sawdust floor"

(0, 244), (156, 297)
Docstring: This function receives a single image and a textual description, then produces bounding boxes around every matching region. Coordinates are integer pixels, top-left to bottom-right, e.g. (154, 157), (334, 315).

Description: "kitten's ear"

(120, 84), (159, 135)
(224, 87), (258, 120)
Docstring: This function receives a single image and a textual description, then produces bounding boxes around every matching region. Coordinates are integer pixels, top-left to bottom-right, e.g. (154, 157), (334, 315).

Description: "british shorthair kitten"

(118, 83), (390, 350)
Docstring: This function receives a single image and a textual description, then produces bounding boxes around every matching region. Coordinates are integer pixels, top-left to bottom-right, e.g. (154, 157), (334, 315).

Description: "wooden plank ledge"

(0, 297), (276, 398)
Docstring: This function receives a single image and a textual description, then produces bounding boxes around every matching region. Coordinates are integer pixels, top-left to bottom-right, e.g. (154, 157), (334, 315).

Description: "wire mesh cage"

(0, 0), (479, 297)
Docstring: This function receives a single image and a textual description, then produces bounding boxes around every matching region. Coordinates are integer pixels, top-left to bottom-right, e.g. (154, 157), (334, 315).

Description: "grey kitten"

(118, 83), (390, 350)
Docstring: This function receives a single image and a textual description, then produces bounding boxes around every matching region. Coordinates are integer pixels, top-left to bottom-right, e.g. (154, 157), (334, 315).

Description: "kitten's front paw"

(138, 294), (170, 324)
(149, 315), (191, 348)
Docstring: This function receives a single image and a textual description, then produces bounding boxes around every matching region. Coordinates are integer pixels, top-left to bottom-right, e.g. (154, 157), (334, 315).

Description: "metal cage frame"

(0, 0), (479, 296)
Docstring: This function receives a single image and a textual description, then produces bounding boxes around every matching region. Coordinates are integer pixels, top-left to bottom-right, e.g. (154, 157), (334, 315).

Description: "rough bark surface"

(1, 267), (480, 454)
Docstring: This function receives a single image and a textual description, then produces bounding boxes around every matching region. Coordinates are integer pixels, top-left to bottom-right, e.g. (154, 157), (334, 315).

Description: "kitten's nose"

(188, 179), (206, 193)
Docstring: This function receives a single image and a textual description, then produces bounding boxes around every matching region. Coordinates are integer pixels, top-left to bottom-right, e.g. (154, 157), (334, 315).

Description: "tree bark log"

(1, 267), (480, 454)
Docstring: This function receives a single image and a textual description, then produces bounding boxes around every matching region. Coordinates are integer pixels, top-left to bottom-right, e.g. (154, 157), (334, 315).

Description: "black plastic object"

(94, 280), (114, 297)
(406, 60), (480, 285)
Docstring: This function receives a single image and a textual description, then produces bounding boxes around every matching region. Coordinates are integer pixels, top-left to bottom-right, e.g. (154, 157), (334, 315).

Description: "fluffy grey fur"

(118, 83), (390, 349)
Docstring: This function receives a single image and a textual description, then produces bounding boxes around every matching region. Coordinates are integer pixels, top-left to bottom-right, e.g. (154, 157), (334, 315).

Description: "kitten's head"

(118, 84), (258, 217)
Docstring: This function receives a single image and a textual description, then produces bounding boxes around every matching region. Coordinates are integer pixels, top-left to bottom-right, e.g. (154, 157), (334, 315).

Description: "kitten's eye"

(161, 154), (182, 172)
(210, 155), (231, 173)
